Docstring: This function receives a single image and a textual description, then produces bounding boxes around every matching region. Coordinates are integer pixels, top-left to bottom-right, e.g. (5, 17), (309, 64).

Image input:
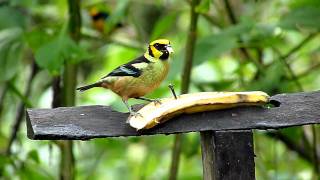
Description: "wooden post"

(200, 131), (216, 179)
(200, 130), (255, 180)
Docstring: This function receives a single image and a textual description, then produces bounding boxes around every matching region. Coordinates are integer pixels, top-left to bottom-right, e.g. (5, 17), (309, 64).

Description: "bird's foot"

(126, 111), (143, 123)
(130, 111), (143, 118)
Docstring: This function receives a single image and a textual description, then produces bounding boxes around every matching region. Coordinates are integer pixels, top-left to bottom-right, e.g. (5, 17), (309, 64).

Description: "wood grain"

(26, 91), (320, 140)
(200, 130), (254, 180)
(213, 130), (255, 180)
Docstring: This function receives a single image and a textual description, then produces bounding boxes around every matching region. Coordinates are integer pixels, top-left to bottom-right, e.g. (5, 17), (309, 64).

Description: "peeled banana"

(129, 91), (270, 130)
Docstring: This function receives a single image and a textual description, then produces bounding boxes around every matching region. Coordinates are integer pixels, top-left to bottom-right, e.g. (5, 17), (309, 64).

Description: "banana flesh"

(129, 91), (270, 130)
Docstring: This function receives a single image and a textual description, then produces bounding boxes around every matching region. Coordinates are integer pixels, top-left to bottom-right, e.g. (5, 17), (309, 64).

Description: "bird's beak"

(166, 45), (174, 54)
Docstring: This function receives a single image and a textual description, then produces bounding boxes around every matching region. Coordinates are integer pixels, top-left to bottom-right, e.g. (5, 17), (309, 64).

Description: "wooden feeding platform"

(26, 91), (320, 180)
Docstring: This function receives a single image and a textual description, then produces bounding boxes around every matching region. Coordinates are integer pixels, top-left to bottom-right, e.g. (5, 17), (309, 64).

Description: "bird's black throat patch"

(159, 51), (169, 60)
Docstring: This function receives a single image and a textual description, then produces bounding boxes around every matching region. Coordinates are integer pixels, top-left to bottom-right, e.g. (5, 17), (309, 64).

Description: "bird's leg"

(135, 97), (161, 105)
(122, 99), (142, 123)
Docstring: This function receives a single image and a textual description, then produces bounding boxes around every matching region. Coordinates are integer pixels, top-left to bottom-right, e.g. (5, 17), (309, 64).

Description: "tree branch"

(6, 61), (38, 155)
(200, 13), (223, 28)
(267, 131), (314, 164)
(58, 1), (82, 179)
(284, 33), (318, 63)
(296, 62), (320, 78)
(170, 0), (200, 180)
(180, 0), (200, 93)
(223, 0), (264, 80)
(273, 48), (304, 91)
(223, 0), (237, 24)
(312, 126), (320, 175)
(223, 0), (250, 61)
(223, 1), (319, 174)
(0, 84), (8, 121)
(273, 42), (320, 175)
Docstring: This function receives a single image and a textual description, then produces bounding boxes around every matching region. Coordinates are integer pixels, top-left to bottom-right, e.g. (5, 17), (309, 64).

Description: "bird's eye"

(154, 43), (160, 47)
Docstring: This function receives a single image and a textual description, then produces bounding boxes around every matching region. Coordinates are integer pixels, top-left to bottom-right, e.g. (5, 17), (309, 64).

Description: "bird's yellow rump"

(77, 39), (174, 117)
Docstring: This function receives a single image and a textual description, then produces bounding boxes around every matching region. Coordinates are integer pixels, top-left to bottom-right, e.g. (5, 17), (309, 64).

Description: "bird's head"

(147, 39), (174, 61)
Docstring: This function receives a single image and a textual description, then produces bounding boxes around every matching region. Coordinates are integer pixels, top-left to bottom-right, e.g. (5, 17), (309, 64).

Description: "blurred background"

(0, 0), (320, 179)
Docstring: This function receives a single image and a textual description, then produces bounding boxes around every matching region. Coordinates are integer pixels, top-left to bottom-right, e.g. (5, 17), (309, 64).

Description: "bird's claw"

(130, 112), (143, 118)
(126, 112), (143, 123)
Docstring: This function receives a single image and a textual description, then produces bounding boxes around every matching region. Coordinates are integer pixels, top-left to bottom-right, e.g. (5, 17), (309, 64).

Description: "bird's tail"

(76, 82), (102, 92)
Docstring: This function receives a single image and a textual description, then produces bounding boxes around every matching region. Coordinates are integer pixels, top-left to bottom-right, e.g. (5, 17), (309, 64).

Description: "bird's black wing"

(101, 55), (150, 78)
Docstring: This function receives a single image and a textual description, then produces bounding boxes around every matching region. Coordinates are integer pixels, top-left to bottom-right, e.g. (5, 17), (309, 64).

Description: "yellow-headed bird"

(77, 39), (174, 117)
(89, 7), (123, 33)
(89, 8), (109, 32)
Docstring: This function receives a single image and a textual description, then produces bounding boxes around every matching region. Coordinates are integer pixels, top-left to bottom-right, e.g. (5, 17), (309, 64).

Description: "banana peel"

(129, 91), (270, 130)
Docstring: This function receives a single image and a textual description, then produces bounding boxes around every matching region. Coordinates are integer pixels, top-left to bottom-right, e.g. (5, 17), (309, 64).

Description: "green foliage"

(290, 0), (320, 9)
(104, 0), (129, 33)
(35, 29), (90, 74)
(151, 12), (178, 40)
(195, 0), (211, 14)
(247, 24), (284, 48)
(0, 28), (24, 83)
(26, 150), (40, 163)
(279, 6), (320, 30)
(25, 29), (52, 50)
(0, 6), (27, 29)
(1, 0), (320, 179)
(248, 61), (285, 92)
(194, 21), (254, 66)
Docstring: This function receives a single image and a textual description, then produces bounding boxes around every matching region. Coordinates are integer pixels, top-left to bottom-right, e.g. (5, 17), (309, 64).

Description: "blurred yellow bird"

(77, 39), (174, 117)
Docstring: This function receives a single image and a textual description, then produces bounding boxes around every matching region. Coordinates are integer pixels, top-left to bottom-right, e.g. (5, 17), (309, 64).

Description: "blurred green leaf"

(182, 133), (200, 158)
(222, 20), (255, 36)
(196, 80), (235, 91)
(105, 0), (129, 33)
(0, 6), (27, 29)
(0, 28), (24, 83)
(9, 0), (35, 7)
(66, 38), (92, 64)
(280, 128), (303, 143)
(27, 150), (40, 163)
(34, 36), (65, 74)
(35, 31), (90, 74)
(19, 162), (54, 180)
(0, 154), (11, 172)
(247, 61), (284, 93)
(167, 51), (184, 80)
(195, 0), (211, 13)
(194, 36), (237, 65)
(247, 25), (283, 48)
(279, 6), (320, 30)
(290, 0), (320, 9)
(24, 29), (51, 50)
(151, 12), (177, 40)
(8, 81), (33, 107)
(0, 132), (7, 150)
(194, 21), (254, 66)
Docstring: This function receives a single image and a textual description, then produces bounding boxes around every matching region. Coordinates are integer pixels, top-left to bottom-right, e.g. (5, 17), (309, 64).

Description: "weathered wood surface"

(213, 130), (254, 180)
(26, 91), (320, 140)
(200, 131), (216, 180)
(200, 130), (255, 180)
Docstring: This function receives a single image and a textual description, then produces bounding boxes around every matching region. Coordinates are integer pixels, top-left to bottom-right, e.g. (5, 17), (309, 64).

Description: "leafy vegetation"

(0, 0), (319, 179)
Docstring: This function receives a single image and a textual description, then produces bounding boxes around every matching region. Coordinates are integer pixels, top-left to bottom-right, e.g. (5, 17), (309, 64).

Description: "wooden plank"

(213, 130), (254, 180)
(26, 91), (320, 140)
(200, 131), (254, 180)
